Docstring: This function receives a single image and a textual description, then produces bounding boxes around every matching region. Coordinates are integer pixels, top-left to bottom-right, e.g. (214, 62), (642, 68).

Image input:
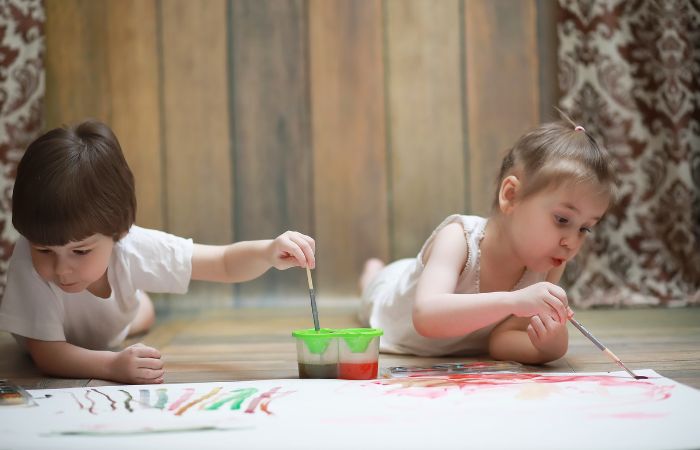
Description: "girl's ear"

(498, 175), (521, 214)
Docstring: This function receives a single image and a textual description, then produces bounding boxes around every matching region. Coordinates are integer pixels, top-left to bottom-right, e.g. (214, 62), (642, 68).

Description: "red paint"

(339, 361), (379, 380)
(374, 373), (674, 402)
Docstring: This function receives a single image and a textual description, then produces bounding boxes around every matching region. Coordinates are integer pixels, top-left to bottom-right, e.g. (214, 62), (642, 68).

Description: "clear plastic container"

(292, 328), (339, 379)
(336, 328), (383, 380)
(292, 328), (383, 380)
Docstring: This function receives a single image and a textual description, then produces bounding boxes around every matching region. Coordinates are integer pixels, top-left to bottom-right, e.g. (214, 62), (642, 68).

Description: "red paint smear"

(168, 388), (195, 411)
(246, 387), (295, 415)
(374, 373), (673, 402)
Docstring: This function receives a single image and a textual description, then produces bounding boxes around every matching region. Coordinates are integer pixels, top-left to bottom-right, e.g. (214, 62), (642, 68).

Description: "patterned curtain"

(0, 1), (44, 296)
(558, 0), (700, 307)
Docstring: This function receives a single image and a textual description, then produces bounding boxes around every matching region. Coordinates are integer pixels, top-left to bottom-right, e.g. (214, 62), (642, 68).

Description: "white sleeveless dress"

(359, 214), (546, 356)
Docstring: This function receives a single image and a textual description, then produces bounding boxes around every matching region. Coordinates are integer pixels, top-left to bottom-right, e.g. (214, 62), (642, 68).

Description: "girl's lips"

(551, 258), (564, 267)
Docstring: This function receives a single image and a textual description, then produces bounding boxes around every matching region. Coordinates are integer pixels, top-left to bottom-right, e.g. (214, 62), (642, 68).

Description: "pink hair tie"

(574, 125), (585, 132)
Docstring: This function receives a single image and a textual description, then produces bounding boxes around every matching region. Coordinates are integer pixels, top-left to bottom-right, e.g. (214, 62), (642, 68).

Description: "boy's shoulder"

(115, 225), (193, 260)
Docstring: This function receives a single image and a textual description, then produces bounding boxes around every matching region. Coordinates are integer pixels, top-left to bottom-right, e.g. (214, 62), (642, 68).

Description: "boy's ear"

(498, 175), (521, 214)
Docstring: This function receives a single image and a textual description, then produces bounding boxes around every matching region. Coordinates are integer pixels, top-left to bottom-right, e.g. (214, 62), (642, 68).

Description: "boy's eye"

(35, 248), (52, 254)
(73, 249), (92, 256)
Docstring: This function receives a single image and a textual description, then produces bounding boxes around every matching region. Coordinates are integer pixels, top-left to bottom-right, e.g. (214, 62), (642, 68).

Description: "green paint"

(337, 328), (383, 353)
(291, 328), (337, 354)
(292, 328), (383, 354)
(118, 390), (133, 412)
(155, 388), (168, 410)
(205, 388), (258, 411)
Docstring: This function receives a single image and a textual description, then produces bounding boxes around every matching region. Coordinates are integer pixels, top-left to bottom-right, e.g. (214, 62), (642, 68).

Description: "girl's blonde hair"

(492, 116), (616, 210)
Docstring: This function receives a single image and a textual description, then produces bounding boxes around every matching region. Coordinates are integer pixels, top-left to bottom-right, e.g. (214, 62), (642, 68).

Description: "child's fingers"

(134, 345), (161, 359)
(138, 357), (164, 370)
(544, 294), (566, 323)
(288, 233), (316, 268)
(526, 323), (538, 343)
(136, 368), (164, 382)
(529, 315), (546, 339)
(547, 283), (569, 307)
(541, 313), (559, 331)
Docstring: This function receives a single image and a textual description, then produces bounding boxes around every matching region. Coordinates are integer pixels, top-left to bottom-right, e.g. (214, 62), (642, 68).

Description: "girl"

(359, 119), (615, 364)
(0, 120), (315, 384)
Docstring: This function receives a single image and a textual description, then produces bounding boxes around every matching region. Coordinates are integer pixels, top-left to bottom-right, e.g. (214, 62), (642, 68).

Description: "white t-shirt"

(0, 226), (193, 350)
(359, 214), (546, 356)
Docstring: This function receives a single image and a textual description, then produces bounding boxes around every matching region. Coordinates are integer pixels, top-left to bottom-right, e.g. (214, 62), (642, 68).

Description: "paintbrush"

(568, 317), (643, 379)
(305, 267), (320, 331)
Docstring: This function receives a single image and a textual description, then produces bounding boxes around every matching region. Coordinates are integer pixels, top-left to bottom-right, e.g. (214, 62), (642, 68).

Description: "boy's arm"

(25, 339), (164, 384)
(191, 231), (315, 283)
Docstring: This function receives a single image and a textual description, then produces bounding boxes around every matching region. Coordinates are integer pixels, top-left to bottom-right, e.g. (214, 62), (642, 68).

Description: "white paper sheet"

(1, 370), (698, 449)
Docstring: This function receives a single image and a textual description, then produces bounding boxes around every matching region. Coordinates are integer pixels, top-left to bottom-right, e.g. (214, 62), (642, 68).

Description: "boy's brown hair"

(12, 120), (136, 245)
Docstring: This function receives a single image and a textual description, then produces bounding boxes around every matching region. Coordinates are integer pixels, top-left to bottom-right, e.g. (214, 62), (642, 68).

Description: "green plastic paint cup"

(292, 328), (339, 379)
(336, 328), (383, 380)
(292, 328), (384, 380)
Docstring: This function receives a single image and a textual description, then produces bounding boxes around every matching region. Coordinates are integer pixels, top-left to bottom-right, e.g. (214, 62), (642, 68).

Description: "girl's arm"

(488, 263), (570, 364)
(191, 231), (315, 283)
(25, 339), (164, 384)
(488, 315), (568, 364)
(412, 223), (517, 338)
(412, 223), (570, 339)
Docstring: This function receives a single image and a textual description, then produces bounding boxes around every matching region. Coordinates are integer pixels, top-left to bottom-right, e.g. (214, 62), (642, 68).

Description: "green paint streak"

(119, 390), (133, 412)
(205, 388), (258, 411)
(154, 388), (168, 410)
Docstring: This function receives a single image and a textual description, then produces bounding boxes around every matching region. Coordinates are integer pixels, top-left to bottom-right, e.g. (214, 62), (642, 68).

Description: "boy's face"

(508, 181), (610, 273)
(29, 234), (115, 295)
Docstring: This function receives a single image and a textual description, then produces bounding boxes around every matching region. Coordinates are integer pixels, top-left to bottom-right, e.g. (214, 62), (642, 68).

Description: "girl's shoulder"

(429, 214), (487, 241)
(417, 214), (486, 264)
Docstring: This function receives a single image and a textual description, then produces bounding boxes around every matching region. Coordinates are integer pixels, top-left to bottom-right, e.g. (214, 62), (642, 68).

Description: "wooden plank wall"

(43, 0), (549, 309)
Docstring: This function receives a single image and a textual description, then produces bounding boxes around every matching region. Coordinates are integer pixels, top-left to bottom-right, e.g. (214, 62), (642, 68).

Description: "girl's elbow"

(411, 306), (436, 338)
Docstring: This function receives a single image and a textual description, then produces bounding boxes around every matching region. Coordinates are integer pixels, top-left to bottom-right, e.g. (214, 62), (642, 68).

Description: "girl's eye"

(554, 215), (569, 225)
(580, 227), (593, 234)
(73, 249), (92, 256)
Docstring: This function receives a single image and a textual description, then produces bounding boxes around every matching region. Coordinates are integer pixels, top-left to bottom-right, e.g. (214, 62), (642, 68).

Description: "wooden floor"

(2, 304), (699, 390)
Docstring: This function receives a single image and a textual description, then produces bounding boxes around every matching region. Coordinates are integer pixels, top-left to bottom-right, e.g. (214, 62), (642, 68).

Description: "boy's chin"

(56, 282), (84, 293)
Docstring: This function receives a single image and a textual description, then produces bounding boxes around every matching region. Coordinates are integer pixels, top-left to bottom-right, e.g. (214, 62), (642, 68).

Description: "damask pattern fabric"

(558, 0), (700, 307)
(0, 1), (44, 297)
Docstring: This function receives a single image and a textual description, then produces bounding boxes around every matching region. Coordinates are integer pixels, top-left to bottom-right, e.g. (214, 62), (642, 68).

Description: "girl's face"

(30, 234), (115, 295)
(507, 181), (610, 273)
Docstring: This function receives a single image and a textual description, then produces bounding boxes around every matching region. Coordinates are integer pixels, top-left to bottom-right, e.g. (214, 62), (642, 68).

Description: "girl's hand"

(268, 231), (315, 270)
(110, 343), (164, 384)
(527, 314), (568, 356)
(510, 282), (572, 324)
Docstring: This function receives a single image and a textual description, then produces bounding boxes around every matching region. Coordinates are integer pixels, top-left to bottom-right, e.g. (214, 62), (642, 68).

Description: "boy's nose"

(54, 259), (71, 275)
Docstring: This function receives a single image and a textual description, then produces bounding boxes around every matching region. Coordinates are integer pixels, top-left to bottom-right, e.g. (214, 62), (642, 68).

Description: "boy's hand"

(527, 314), (568, 356)
(510, 282), (572, 324)
(269, 231), (315, 270)
(111, 343), (164, 384)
